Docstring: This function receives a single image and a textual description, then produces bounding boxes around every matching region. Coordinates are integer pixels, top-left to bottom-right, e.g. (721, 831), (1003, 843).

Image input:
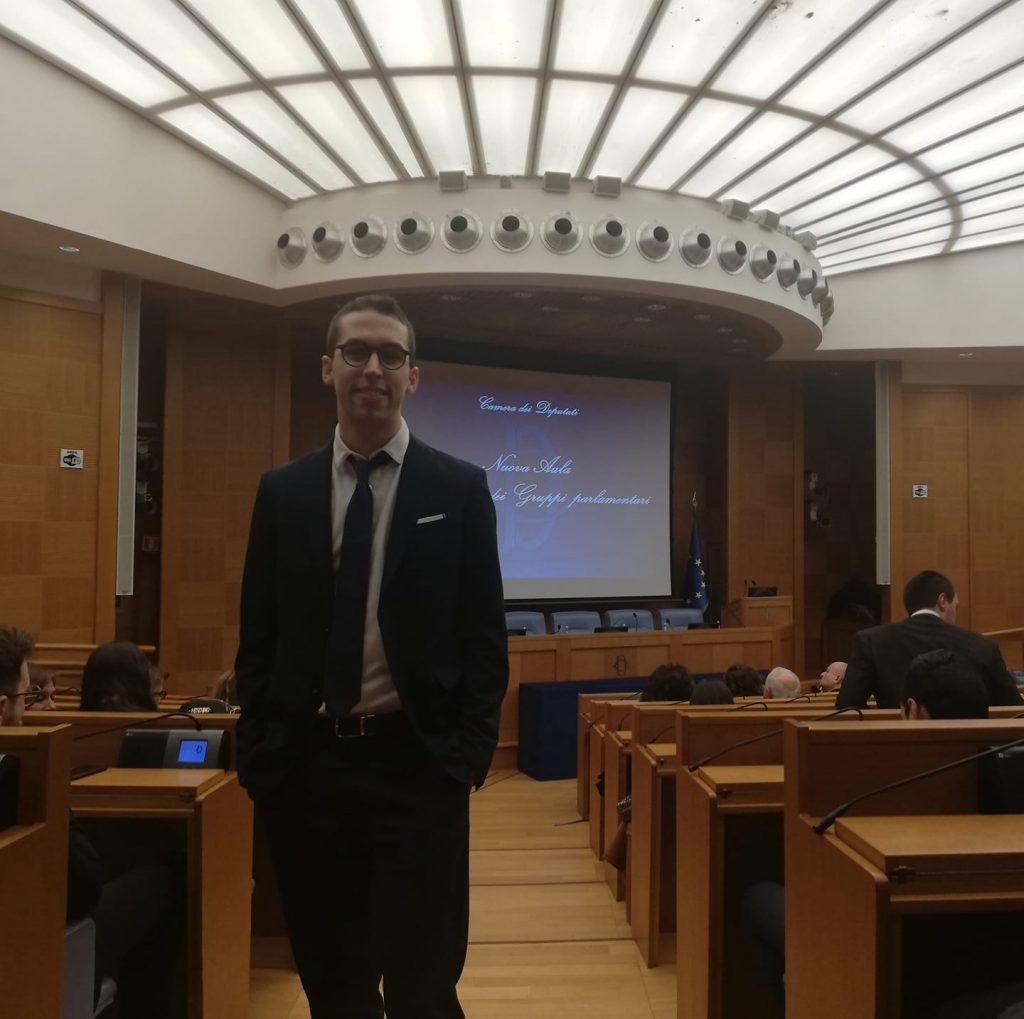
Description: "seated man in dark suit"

(837, 570), (1021, 710)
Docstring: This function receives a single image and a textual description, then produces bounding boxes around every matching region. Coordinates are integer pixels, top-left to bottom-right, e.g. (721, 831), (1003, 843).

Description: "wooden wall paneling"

(968, 391), (1024, 632)
(897, 390), (971, 626)
(885, 362), (903, 623)
(94, 274), (124, 642)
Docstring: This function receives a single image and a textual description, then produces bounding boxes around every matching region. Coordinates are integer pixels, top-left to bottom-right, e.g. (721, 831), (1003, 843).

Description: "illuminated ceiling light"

(492, 211), (533, 253)
(394, 212), (434, 254)
(958, 351), (974, 358)
(717, 237), (748, 275)
(636, 222), (673, 262)
(680, 230), (713, 268)
(590, 216), (630, 257)
(311, 222), (344, 262)
(512, 291), (533, 299)
(541, 305), (560, 313)
(797, 266), (819, 298)
(442, 209), (483, 252)
(276, 228), (306, 267)
(693, 312), (712, 322)
(57, 244), (81, 254)
(633, 316), (650, 324)
(647, 303), (666, 311)
(777, 255), (801, 290)
(351, 215), (388, 257)
(749, 245), (778, 282)
(541, 212), (582, 254)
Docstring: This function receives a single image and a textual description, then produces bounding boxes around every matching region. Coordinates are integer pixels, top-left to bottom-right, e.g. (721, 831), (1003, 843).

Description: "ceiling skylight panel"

(73, 0), (246, 90)
(802, 181), (943, 237)
(820, 208), (954, 247)
(882, 64), (1024, 156)
(278, 82), (395, 182)
(943, 148), (1024, 192)
(782, 0), (996, 116)
(290, 0), (370, 71)
(732, 129), (856, 202)
(0, 0), (183, 106)
(348, 0), (452, 68)
(554, 0), (656, 75)
(215, 92), (351, 190)
(185, 0), (323, 78)
(916, 111), (1024, 175)
(537, 79), (615, 174)
(590, 88), (684, 180)
(823, 242), (947, 274)
(348, 78), (423, 175)
(954, 223), (1024, 252)
(392, 76), (472, 173)
(159, 105), (314, 200)
(714, 0), (869, 99)
(635, 98), (749, 189)
(766, 146), (897, 211)
(819, 223), (953, 262)
(791, 163), (922, 223)
(473, 76), (536, 175)
(459, 0), (546, 68)
(841, 5), (1024, 135)
(637, 0), (756, 87)
(682, 112), (808, 196)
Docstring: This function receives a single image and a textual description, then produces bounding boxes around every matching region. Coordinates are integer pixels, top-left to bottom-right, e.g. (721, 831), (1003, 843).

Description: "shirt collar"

(911, 608), (942, 619)
(333, 418), (409, 472)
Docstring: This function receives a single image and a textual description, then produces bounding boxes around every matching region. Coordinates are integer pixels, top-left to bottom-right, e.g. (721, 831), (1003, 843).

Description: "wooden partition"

(0, 725), (72, 1019)
(785, 718), (1024, 1019)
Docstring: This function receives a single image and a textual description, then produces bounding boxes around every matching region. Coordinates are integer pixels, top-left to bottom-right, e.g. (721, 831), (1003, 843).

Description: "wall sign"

(59, 448), (84, 469)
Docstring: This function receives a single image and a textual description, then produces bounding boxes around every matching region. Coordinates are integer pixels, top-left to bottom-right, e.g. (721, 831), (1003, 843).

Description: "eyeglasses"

(9, 686), (47, 706)
(334, 341), (411, 370)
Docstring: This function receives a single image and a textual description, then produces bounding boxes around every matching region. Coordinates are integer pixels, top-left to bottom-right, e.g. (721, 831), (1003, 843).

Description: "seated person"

(814, 660), (846, 693)
(0, 625), (181, 1018)
(900, 648), (989, 720)
(764, 667), (801, 699)
(723, 663), (764, 698)
(26, 664), (58, 711)
(640, 663), (693, 702)
(690, 679), (734, 705)
(80, 642), (159, 712)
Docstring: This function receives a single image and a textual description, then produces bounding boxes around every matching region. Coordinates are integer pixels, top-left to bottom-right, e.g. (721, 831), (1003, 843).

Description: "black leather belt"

(327, 711), (409, 738)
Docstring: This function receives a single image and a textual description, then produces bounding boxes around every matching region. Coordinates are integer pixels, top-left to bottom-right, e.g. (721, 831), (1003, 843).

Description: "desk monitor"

(118, 728), (229, 770)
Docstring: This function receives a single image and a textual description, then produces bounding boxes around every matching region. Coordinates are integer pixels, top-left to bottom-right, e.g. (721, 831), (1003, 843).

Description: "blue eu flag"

(684, 520), (708, 613)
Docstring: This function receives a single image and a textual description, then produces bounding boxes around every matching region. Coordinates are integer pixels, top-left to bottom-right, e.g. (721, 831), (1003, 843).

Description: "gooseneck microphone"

(633, 611), (639, 632)
(812, 732), (1024, 835)
(687, 705), (864, 772)
(71, 709), (203, 743)
(735, 700), (769, 710)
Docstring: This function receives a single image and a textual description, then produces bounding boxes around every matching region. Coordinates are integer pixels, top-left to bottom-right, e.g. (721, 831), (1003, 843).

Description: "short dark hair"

(689, 679), (735, 705)
(641, 664), (694, 703)
(902, 649), (989, 719)
(80, 642), (157, 712)
(0, 625), (33, 696)
(325, 294), (416, 362)
(723, 664), (764, 697)
(903, 570), (956, 615)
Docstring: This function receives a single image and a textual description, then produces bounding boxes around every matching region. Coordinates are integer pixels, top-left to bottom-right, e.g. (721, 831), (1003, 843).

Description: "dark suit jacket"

(234, 434), (508, 801)
(836, 613), (1022, 710)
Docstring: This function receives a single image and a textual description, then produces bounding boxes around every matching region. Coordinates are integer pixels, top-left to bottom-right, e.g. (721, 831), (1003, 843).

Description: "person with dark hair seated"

(901, 648), (989, 720)
(640, 663), (693, 702)
(723, 663), (763, 698)
(80, 642), (159, 712)
(690, 679), (734, 705)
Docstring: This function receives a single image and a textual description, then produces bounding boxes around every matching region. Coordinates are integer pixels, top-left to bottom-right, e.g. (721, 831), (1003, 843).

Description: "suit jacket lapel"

(383, 435), (428, 590)
(302, 443), (334, 593)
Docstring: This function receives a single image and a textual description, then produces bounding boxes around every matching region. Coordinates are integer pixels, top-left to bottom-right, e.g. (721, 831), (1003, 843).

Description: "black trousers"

(262, 716), (470, 1019)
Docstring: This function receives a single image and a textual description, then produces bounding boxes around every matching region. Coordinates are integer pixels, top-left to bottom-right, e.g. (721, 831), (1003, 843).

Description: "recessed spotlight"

(647, 303), (666, 311)
(512, 291), (533, 300)
(541, 305), (560, 313)
(581, 295), (601, 303)
(439, 294), (462, 302)
(633, 316), (650, 324)
(731, 337), (749, 345)
(958, 352), (974, 358)
(693, 312), (711, 322)
(829, 369), (842, 376)
(716, 325), (734, 335)
(57, 244), (81, 254)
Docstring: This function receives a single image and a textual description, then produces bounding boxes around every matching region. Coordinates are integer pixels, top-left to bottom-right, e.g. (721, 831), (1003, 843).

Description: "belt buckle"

(335, 713), (374, 738)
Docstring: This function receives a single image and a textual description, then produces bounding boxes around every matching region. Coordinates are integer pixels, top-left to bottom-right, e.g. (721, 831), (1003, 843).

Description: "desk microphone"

(72, 709), (202, 743)
(735, 700), (769, 710)
(812, 733), (1024, 835)
(687, 706), (863, 772)
(633, 612), (639, 632)
(784, 694), (812, 704)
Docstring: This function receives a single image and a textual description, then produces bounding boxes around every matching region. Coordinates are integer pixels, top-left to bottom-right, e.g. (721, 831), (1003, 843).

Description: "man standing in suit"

(837, 570), (1021, 710)
(236, 294), (508, 1019)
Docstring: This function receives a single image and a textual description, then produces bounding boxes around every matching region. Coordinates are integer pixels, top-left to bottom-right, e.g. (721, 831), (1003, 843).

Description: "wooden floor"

(249, 770), (675, 1018)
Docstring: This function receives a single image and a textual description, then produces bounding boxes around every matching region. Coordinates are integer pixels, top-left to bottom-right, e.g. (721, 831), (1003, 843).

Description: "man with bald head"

(764, 667), (801, 699)
(817, 661), (846, 692)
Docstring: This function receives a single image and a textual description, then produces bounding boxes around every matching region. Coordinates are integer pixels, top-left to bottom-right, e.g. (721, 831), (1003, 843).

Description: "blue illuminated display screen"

(176, 739), (208, 764)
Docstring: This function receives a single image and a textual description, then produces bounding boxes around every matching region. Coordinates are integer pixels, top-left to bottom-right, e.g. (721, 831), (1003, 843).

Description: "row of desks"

(580, 695), (1024, 1019)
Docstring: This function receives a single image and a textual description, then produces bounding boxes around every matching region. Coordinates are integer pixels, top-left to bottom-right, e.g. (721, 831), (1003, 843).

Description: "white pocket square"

(416, 513), (446, 525)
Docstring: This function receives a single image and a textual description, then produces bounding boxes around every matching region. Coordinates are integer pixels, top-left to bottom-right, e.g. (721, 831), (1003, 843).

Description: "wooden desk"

(785, 718), (1024, 1019)
(677, 764), (784, 1019)
(72, 768), (253, 1019)
(0, 725), (71, 1019)
(577, 693), (640, 820)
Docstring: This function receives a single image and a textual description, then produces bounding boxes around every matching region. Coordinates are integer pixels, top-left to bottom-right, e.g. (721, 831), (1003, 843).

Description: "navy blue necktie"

(324, 454), (386, 717)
